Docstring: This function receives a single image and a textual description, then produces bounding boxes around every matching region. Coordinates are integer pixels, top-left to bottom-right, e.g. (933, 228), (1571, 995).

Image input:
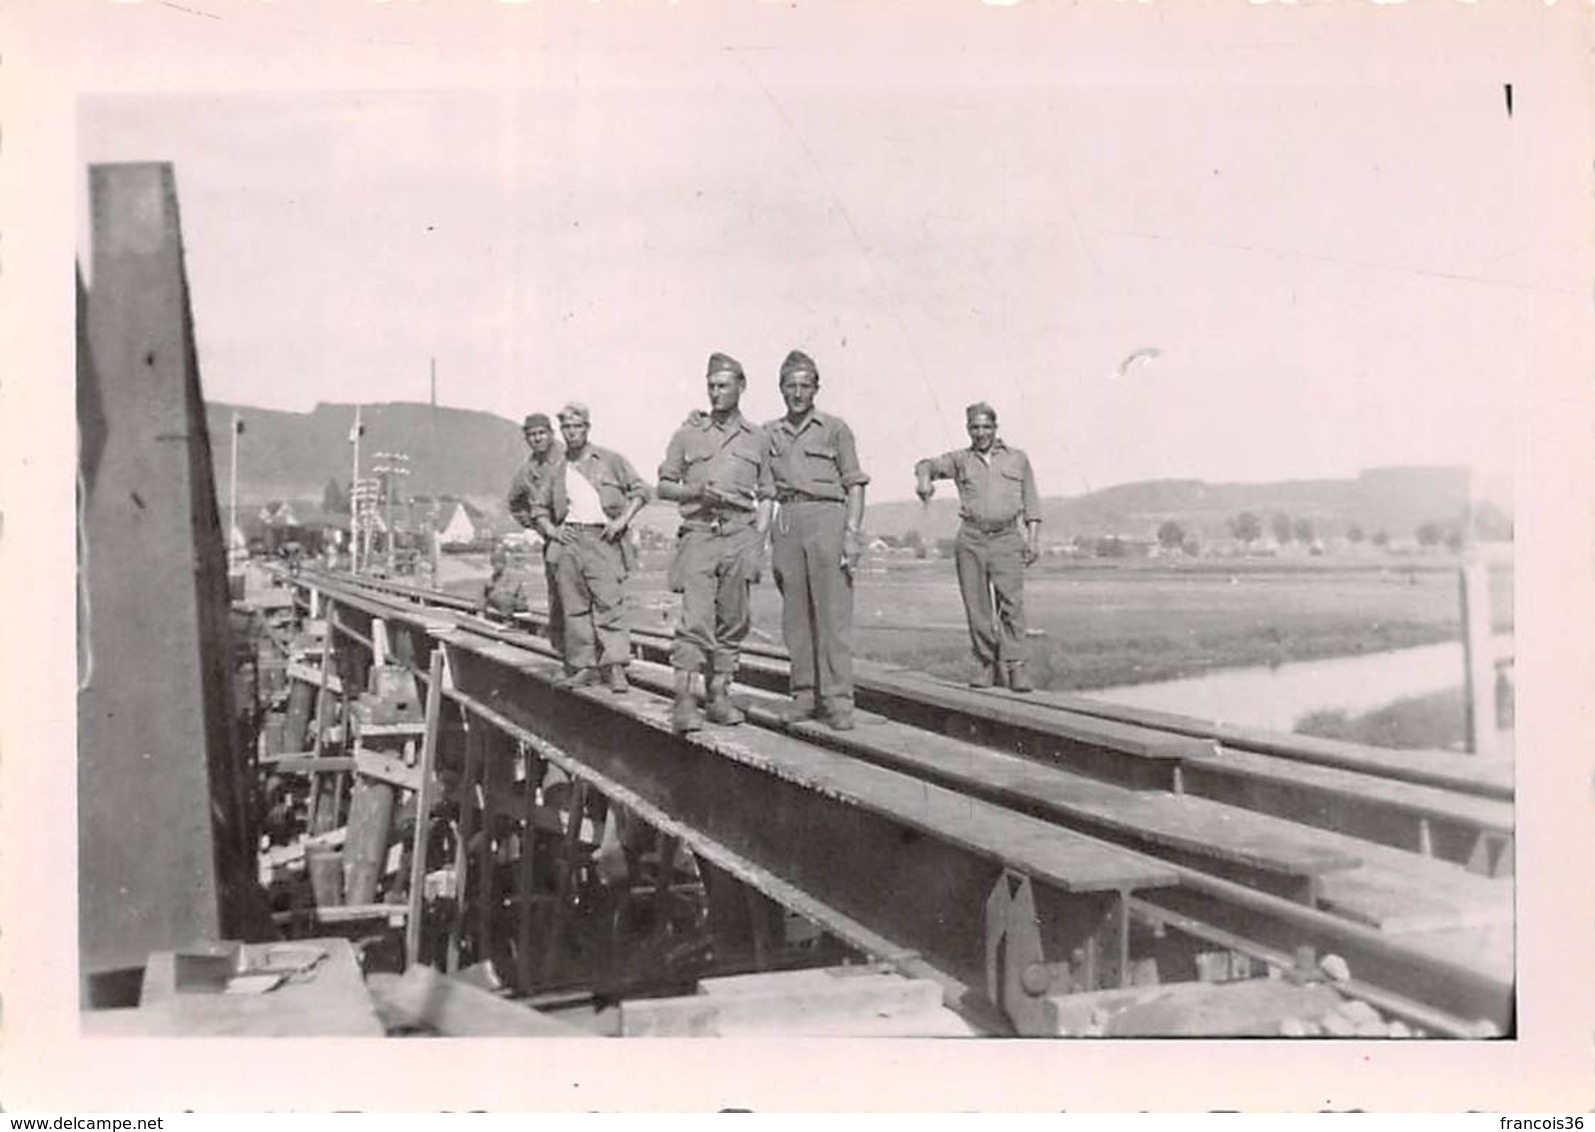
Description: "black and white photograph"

(6, 0), (1594, 1113)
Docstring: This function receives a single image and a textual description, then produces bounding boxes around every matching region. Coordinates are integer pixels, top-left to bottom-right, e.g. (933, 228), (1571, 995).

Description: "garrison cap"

(522, 413), (553, 431)
(557, 401), (591, 425)
(965, 401), (998, 424)
(779, 349), (819, 380)
(706, 352), (745, 380)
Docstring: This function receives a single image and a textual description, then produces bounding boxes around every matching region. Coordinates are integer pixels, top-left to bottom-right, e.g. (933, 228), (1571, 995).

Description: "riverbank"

(428, 551), (1515, 751)
(842, 557), (1512, 692)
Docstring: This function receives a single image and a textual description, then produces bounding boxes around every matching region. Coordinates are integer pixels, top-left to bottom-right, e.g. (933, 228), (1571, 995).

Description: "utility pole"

(228, 410), (242, 570)
(352, 477), (379, 571)
(348, 406), (365, 572)
(373, 450), (411, 575)
(1459, 467), (1499, 756)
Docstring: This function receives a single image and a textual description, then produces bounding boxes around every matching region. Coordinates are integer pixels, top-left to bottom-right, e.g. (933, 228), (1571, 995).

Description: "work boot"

(705, 673), (746, 726)
(670, 669), (703, 734)
(772, 693), (818, 724)
(821, 698), (856, 731)
(559, 667), (600, 689)
(607, 665), (630, 694)
(1005, 662), (1034, 693)
(969, 662), (999, 689)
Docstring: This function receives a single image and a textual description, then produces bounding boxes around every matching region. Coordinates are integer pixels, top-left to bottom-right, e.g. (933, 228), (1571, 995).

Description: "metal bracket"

(985, 870), (1066, 1035)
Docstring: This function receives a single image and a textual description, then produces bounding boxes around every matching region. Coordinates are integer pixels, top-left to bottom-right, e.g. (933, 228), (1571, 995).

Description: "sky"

(70, 2), (1587, 502)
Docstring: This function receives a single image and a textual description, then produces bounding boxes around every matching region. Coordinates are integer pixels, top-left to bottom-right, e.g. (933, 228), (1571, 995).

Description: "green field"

(475, 551), (1513, 694)
(1296, 681), (1515, 750)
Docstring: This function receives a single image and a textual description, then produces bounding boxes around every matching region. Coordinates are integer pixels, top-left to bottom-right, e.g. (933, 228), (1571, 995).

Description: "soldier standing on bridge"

(914, 401), (1042, 692)
(530, 402), (650, 693)
(506, 412), (567, 659)
(766, 350), (869, 730)
(655, 352), (775, 734)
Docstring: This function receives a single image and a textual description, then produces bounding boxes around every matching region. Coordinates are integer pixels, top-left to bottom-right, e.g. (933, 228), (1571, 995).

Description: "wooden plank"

(737, 685), (1360, 886)
(602, 666), (1352, 892)
(1202, 746), (1512, 832)
(128, 938), (383, 1037)
(406, 648), (447, 968)
(620, 970), (945, 1037)
(477, 728), (514, 966)
(455, 651), (1181, 898)
(447, 716), (485, 972)
(306, 599), (340, 835)
(367, 965), (584, 1037)
(260, 827), (347, 868)
(699, 963), (902, 996)
(310, 603), (337, 758)
(872, 668), (1210, 762)
(519, 604), (1515, 799)
(353, 747), (421, 792)
(357, 721), (428, 739)
(516, 746), (543, 993)
(287, 660), (342, 695)
(258, 754), (355, 775)
(1460, 562), (1500, 756)
(271, 903), (409, 925)
(541, 779), (589, 982)
(1316, 864), (1513, 935)
(1017, 686), (1515, 800)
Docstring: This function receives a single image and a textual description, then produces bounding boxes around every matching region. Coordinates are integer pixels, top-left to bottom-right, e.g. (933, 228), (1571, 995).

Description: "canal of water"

(1085, 637), (1513, 735)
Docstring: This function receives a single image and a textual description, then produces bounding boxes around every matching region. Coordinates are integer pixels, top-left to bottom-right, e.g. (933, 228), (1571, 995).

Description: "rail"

(261, 567), (1514, 1035)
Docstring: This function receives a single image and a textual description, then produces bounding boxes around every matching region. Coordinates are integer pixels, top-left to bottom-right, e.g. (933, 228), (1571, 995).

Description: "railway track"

(344, 569), (1515, 865)
(271, 566), (1515, 1036)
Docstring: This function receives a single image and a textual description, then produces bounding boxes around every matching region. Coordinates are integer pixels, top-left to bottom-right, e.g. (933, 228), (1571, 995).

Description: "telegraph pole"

(1459, 468), (1498, 756)
(373, 450), (411, 574)
(228, 410), (242, 569)
(352, 477), (379, 572)
(348, 406), (365, 572)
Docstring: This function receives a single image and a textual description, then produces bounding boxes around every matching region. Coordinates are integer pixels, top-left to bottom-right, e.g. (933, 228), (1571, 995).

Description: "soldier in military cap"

(506, 412), (567, 653)
(765, 350), (870, 730)
(529, 402), (650, 692)
(655, 352), (774, 733)
(914, 401), (1042, 692)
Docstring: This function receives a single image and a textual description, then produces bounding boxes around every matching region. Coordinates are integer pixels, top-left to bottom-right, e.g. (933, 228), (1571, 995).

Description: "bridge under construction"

(76, 162), (1514, 1040)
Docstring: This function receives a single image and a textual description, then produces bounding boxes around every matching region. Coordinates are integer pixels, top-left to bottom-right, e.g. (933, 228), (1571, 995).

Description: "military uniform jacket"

(916, 441), (1040, 528)
(507, 444), (566, 529)
(529, 445), (650, 528)
(763, 410), (870, 502)
(658, 411), (774, 522)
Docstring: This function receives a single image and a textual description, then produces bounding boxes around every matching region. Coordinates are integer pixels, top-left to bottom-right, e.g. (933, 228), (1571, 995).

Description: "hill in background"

(861, 467), (1501, 546)
(209, 401), (525, 511)
(209, 400), (1508, 544)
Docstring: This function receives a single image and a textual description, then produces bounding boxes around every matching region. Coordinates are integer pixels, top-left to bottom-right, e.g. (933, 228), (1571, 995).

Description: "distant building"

(438, 501), (479, 547)
(257, 500), (299, 527)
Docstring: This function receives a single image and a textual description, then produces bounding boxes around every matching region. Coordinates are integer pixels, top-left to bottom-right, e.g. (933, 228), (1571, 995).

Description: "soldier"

(914, 401), (1042, 692)
(765, 350), (869, 730)
(529, 402), (650, 692)
(655, 352), (774, 734)
(506, 412), (567, 655)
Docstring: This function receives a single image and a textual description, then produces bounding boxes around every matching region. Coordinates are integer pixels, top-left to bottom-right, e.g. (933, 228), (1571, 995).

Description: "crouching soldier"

(655, 352), (773, 733)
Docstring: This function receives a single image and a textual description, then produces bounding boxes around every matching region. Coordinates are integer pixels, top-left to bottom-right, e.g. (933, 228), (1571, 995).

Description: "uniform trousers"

(770, 500), (853, 709)
(672, 519), (761, 675)
(552, 526), (630, 671)
(542, 549), (565, 661)
(954, 523), (1028, 666)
